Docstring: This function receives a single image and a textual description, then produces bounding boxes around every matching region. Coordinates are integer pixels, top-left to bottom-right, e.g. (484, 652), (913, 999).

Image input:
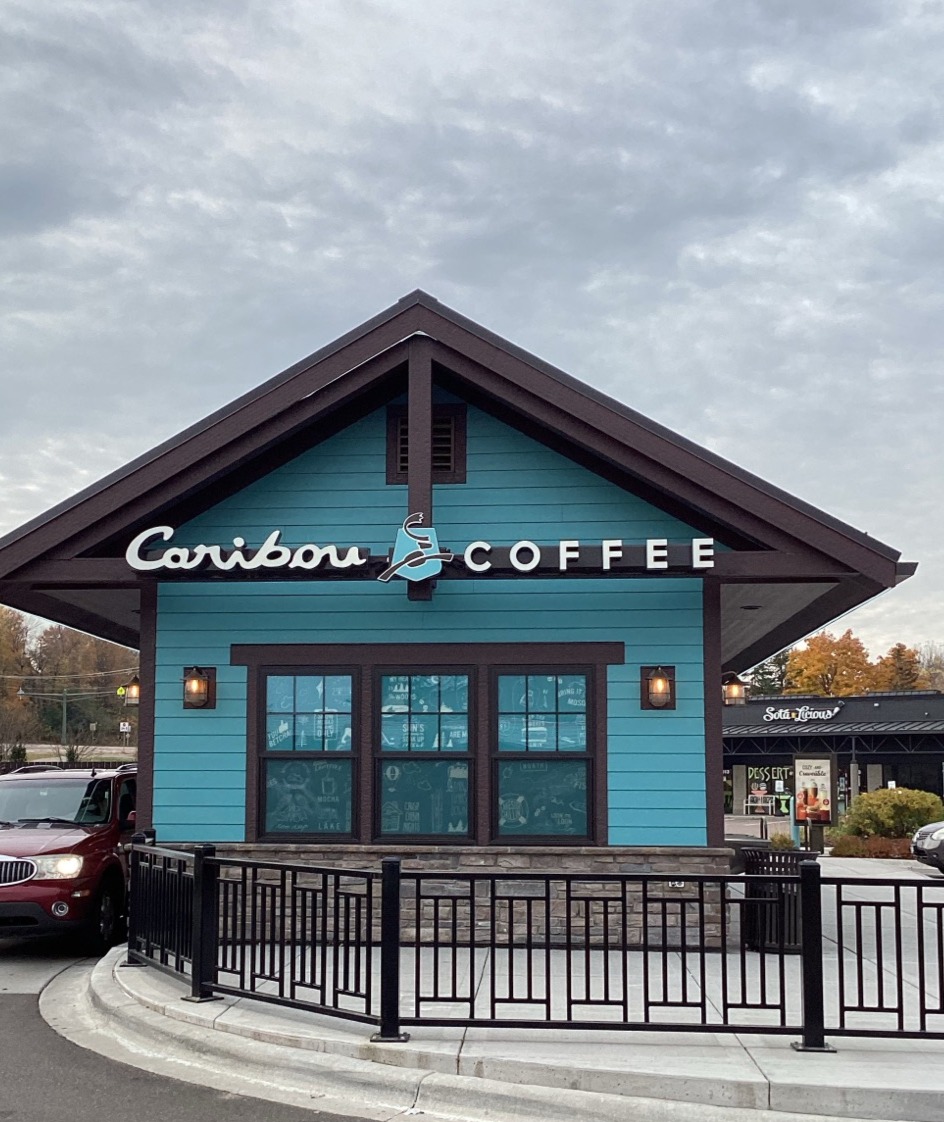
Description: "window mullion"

(475, 669), (490, 843)
(358, 665), (373, 844)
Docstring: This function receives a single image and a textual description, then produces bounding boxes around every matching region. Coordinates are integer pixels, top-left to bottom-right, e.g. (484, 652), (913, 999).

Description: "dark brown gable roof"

(0, 290), (914, 662)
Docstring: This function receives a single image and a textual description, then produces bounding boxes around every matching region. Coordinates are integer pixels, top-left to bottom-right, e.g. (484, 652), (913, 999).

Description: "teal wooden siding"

(153, 406), (710, 846)
(167, 411), (403, 552)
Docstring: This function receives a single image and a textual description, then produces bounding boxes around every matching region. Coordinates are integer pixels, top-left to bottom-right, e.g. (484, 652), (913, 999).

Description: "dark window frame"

(385, 404), (467, 484)
(234, 642), (621, 845)
(491, 666), (597, 844)
(373, 665), (474, 843)
(256, 665), (361, 842)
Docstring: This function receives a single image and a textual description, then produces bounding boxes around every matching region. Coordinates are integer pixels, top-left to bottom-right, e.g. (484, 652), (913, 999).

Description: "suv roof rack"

(9, 764), (63, 773)
(115, 763), (138, 773)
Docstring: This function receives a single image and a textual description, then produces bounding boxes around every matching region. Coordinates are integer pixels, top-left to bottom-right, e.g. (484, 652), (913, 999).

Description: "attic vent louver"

(387, 405), (467, 484)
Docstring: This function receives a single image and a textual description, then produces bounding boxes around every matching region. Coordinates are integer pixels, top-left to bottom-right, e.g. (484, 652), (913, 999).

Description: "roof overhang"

(0, 292), (914, 666)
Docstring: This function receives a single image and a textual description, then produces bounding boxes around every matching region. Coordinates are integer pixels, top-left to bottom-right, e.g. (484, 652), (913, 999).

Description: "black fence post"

(121, 833), (149, 968)
(792, 859), (836, 1052)
(370, 857), (409, 1042)
(184, 845), (221, 1003)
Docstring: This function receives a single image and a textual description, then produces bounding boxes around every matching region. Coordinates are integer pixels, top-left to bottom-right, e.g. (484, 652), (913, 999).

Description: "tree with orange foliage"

(0, 607), (40, 757)
(872, 643), (928, 691)
(27, 624), (137, 745)
(785, 629), (876, 697)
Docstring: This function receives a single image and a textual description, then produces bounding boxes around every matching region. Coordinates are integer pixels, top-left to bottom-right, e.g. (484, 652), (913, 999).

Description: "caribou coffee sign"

(126, 516), (715, 583)
(126, 526), (366, 573)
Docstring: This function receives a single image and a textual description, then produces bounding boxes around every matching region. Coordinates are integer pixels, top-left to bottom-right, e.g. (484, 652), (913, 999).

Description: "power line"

(0, 667), (138, 681)
(18, 687), (117, 697)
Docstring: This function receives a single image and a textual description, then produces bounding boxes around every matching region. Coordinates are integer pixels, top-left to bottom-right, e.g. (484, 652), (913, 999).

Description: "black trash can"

(727, 836), (771, 875)
(741, 848), (805, 953)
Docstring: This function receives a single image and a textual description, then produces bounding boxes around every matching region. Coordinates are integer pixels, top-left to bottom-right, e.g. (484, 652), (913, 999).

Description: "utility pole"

(17, 685), (115, 746)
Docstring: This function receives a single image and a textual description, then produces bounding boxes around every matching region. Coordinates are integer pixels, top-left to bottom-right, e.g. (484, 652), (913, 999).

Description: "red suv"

(0, 765), (137, 951)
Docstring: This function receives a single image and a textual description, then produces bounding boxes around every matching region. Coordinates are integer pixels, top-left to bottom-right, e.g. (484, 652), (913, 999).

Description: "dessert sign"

(794, 755), (836, 826)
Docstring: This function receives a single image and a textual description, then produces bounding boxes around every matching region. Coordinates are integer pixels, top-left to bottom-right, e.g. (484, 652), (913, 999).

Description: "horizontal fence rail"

(126, 845), (944, 1047)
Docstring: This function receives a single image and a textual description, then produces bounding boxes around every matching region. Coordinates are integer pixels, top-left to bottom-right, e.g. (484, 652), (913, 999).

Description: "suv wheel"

(82, 880), (122, 955)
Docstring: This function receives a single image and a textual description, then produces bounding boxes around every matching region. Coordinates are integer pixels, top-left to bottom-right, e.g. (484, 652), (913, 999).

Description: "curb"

(38, 950), (935, 1122)
(100, 957), (767, 1112)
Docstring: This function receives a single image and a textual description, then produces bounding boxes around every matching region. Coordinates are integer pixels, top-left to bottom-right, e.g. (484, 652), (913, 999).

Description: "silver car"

(912, 821), (944, 872)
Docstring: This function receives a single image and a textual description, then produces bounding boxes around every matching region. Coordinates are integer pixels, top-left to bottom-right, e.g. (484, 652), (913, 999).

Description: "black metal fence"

(821, 876), (944, 1038)
(126, 843), (194, 978)
(125, 844), (944, 1047)
(211, 855), (382, 1028)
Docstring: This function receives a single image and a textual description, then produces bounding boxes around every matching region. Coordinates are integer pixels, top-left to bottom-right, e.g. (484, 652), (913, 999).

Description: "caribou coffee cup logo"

(378, 514), (452, 583)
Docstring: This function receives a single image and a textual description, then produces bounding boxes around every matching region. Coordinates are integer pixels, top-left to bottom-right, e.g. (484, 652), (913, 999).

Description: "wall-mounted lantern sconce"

(641, 666), (676, 710)
(123, 675), (141, 707)
(183, 666), (216, 709)
(722, 672), (748, 706)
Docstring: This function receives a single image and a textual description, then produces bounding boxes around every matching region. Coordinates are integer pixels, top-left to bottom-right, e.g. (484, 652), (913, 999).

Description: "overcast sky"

(2, 0), (942, 661)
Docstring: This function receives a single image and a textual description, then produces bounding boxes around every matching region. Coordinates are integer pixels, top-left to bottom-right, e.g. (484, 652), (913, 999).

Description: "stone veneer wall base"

(146, 845), (738, 948)
(201, 844), (734, 875)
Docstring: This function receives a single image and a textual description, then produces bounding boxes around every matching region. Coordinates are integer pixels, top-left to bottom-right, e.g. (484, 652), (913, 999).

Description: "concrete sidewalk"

(818, 856), (943, 881)
(40, 857), (944, 1122)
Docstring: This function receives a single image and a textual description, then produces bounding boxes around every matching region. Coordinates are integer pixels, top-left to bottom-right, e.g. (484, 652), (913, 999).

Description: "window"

(261, 672), (355, 836)
(117, 778), (136, 826)
(235, 642), (620, 845)
(495, 673), (591, 838)
(386, 405), (467, 484)
(377, 672), (470, 837)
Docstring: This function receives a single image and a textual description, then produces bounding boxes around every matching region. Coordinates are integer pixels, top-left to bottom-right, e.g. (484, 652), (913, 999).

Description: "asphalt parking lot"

(0, 936), (370, 1122)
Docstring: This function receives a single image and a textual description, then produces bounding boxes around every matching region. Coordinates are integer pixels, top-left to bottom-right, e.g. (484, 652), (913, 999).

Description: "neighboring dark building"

(724, 691), (944, 815)
(0, 293), (917, 873)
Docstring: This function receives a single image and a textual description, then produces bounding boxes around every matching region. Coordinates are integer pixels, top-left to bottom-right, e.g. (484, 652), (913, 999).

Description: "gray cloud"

(1, 0), (942, 658)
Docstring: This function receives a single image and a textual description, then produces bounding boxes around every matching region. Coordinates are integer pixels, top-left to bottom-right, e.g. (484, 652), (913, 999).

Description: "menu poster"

(794, 756), (835, 825)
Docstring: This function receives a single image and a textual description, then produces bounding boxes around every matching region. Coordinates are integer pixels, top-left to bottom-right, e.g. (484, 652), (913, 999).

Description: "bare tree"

(54, 728), (99, 767)
(917, 641), (944, 691)
(0, 700), (41, 765)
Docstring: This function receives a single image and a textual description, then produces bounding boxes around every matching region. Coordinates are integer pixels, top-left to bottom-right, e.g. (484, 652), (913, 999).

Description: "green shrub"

(769, 832), (798, 850)
(8, 742), (27, 767)
(840, 788), (944, 839)
(830, 835), (867, 857)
